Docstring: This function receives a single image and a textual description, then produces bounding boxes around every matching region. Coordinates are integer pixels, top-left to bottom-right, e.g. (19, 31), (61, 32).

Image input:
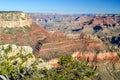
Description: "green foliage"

(39, 55), (95, 80)
(21, 17), (25, 20)
(0, 41), (4, 45)
(4, 44), (12, 54)
(0, 26), (31, 34)
(0, 55), (36, 80)
(0, 44), (95, 80)
(0, 60), (18, 79)
(0, 46), (35, 80)
(58, 55), (72, 65)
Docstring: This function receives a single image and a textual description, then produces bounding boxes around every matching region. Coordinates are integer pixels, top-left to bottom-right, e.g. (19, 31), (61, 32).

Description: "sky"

(0, 0), (120, 14)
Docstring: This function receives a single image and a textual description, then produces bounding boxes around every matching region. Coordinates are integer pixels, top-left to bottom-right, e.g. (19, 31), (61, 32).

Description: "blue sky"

(0, 0), (120, 14)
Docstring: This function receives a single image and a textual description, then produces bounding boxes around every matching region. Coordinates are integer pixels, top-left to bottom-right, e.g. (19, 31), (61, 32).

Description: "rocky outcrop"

(0, 44), (52, 69)
(48, 51), (119, 67)
(72, 51), (119, 62)
(0, 44), (52, 79)
(92, 63), (120, 80)
(0, 44), (35, 67)
(49, 58), (59, 67)
(0, 11), (32, 28)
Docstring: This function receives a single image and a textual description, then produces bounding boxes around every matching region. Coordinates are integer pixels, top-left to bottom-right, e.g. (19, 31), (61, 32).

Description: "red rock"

(49, 58), (59, 67)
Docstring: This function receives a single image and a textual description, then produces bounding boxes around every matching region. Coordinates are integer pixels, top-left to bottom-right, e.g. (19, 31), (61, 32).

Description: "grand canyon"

(0, 11), (120, 80)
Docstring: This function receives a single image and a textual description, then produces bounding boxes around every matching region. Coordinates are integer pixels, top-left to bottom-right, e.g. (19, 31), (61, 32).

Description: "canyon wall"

(0, 11), (32, 28)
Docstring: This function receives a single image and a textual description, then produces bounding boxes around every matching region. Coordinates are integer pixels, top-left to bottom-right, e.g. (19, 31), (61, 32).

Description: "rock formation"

(0, 12), (120, 80)
(29, 14), (120, 33)
(0, 11), (32, 28)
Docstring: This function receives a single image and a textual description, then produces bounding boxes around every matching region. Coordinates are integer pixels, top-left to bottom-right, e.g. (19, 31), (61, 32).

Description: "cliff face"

(0, 12), (32, 28)
(29, 14), (120, 33)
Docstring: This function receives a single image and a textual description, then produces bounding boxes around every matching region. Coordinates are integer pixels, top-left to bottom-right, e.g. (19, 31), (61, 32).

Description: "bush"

(40, 55), (95, 80)
(0, 44), (37, 80)
(0, 44), (95, 80)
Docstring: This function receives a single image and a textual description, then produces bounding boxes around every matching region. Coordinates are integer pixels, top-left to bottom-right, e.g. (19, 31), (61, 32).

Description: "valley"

(0, 12), (120, 80)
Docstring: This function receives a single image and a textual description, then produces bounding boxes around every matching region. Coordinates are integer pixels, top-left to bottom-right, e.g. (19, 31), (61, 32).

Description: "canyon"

(0, 12), (120, 61)
(0, 12), (120, 80)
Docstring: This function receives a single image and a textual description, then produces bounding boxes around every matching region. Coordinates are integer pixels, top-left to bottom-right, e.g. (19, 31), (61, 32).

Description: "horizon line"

(0, 10), (120, 15)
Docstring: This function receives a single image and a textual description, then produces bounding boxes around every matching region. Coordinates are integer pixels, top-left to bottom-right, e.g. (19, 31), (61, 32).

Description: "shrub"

(0, 44), (52, 80)
(0, 44), (95, 80)
(40, 55), (95, 80)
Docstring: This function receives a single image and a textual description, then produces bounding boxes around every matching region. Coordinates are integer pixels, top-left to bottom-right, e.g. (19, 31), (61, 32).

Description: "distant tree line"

(0, 11), (23, 13)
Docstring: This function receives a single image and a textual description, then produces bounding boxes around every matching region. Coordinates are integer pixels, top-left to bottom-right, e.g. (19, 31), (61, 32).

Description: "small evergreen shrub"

(39, 55), (95, 80)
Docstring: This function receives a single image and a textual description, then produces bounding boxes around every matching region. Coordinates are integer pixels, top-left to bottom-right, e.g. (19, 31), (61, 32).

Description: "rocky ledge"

(0, 11), (32, 28)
